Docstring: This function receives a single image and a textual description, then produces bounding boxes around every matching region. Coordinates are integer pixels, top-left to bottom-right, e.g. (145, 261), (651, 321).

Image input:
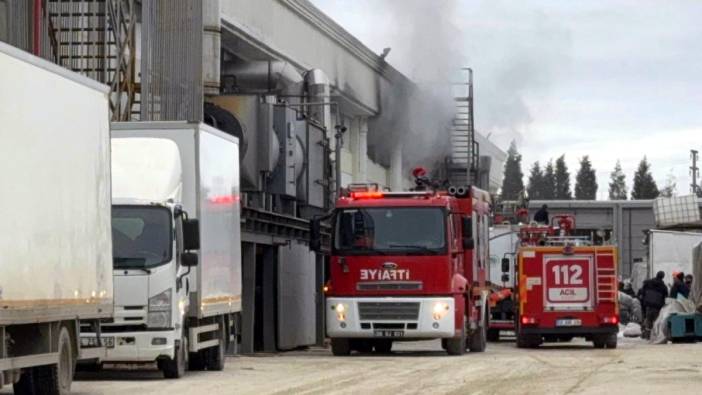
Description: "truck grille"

(358, 302), (420, 320)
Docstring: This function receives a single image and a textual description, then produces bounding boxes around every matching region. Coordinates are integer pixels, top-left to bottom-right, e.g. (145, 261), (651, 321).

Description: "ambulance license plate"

(374, 330), (404, 337)
(556, 319), (581, 327)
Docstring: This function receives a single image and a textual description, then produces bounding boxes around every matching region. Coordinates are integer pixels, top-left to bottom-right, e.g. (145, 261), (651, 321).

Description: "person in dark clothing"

(641, 271), (669, 339)
(670, 272), (690, 299)
(533, 204), (549, 224)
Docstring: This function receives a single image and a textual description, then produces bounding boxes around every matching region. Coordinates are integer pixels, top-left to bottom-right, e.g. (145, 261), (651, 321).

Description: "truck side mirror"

(501, 273), (510, 283)
(462, 217), (474, 249)
(310, 219), (322, 252)
(181, 251), (199, 267)
(501, 257), (510, 273)
(183, 218), (200, 251)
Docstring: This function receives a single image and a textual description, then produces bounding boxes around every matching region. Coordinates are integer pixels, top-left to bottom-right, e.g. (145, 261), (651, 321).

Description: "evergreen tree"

(500, 141), (524, 200)
(527, 161), (545, 200)
(631, 157), (659, 199)
(574, 156), (598, 200)
(554, 155), (572, 199)
(542, 160), (556, 200)
(608, 160), (627, 200)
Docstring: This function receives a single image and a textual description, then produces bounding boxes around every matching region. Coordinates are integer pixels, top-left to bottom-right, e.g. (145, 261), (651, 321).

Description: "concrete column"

(262, 246), (277, 352)
(356, 117), (368, 183)
(240, 242), (256, 354)
(390, 142), (403, 191)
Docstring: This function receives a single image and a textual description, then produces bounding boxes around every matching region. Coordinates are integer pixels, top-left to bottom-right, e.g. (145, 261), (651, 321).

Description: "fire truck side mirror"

(501, 258), (510, 273)
(310, 219), (322, 252)
(462, 217), (474, 249)
(501, 273), (510, 283)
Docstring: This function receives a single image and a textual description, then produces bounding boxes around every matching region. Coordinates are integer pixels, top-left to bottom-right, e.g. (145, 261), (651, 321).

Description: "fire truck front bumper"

(326, 297), (455, 339)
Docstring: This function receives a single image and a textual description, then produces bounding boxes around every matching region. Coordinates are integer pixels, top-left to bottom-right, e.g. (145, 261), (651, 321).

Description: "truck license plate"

(81, 336), (114, 348)
(374, 330), (404, 337)
(556, 319), (581, 327)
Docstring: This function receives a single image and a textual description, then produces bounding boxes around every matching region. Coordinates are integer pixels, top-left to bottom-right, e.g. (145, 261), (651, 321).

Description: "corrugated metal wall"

(141, 0), (203, 122)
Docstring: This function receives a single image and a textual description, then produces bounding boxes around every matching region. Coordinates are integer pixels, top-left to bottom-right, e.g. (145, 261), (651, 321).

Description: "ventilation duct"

(222, 61), (303, 96)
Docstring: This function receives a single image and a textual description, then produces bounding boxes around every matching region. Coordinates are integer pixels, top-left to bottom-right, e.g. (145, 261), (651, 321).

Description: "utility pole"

(691, 149), (700, 196)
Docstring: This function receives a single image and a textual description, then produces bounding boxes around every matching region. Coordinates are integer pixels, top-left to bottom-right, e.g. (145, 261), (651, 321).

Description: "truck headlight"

(432, 302), (450, 321)
(333, 303), (347, 322)
(148, 289), (172, 328)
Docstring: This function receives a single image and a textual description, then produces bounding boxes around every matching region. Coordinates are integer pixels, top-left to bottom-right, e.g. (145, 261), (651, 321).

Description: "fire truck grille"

(357, 282), (423, 291)
(358, 302), (420, 320)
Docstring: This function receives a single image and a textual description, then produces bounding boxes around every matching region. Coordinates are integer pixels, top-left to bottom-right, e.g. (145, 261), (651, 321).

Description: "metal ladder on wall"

(45, 0), (137, 120)
(448, 67), (477, 187)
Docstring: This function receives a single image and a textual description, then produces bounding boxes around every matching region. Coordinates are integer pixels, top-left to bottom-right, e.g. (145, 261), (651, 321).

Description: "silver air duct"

(222, 61), (304, 96)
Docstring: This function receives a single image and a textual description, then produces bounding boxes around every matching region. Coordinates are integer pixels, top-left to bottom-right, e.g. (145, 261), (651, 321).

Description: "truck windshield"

(112, 206), (172, 269)
(334, 207), (446, 255)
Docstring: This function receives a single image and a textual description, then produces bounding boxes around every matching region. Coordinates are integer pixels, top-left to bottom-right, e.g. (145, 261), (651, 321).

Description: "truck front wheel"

(330, 338), (351, 356)
(162, 336), (187, 379)
(469, 323), (487, 352)
(445, 319), (467, 356)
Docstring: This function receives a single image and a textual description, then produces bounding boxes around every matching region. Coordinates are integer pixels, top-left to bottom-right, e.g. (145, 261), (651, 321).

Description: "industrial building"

(0, 0), (506, 354)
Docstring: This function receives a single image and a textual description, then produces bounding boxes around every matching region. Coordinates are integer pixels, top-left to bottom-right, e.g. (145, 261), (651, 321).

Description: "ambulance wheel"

(373, 340), (392, 354)
(331, 338), (351, 356)
(446, 318), (467, 355)
(487, 329), (500, 342)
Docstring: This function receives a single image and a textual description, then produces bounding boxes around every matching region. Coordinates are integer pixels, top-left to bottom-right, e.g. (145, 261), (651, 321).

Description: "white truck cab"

(81, 123), (242, 378)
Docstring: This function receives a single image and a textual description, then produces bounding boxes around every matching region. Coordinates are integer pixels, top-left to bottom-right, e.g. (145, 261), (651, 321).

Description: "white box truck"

(0, 42), (113, 393)
(646, 229), (702, 286)
(81, 122), (242, 378)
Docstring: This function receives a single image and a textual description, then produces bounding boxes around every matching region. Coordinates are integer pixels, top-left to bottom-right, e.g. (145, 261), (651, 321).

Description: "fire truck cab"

(513, 215), (619, 348)
(317, 183), (491, 356)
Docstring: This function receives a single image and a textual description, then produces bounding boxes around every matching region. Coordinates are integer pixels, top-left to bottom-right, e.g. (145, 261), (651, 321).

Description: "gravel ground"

(5, 336), (702, 395)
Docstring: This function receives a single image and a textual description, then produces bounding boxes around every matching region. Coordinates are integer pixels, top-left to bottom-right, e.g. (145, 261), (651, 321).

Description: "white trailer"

(81, 122), (242, 378)
(647, 229), (702, 287)
(0, 42), (113, 393)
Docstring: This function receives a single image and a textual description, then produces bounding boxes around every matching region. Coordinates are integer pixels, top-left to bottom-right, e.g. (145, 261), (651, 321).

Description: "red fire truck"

(512, 215), (619, 348)
(313, 182), (491, 356)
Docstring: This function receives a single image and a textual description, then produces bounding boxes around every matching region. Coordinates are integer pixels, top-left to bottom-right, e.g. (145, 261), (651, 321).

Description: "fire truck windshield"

(334, 207), (446, 255)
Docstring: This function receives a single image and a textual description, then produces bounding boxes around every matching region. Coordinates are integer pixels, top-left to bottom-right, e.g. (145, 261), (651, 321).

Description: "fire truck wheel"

(331, 338), (351, 356)
(469, 322), (487, 352)
(373, 340), (393, 354)
(487, 329), (500, 342)
(445, 323), (467, 355)
(605, 333), (617, 349)
(592, 334), (606, 349)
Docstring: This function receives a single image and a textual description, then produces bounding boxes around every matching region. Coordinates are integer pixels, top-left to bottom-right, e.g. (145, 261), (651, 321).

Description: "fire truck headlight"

(432, 302), (450, 320)
(333, 304), (347, 322)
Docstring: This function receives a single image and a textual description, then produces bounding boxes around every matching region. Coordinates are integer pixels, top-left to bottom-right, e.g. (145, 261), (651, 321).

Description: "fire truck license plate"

(556, 319), (582, 327)
(374, 330), (404, 337)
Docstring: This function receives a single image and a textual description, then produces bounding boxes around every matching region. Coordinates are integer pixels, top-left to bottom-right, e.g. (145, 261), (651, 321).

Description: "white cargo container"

(81, 122), (241, 378)
(0, 42), (112, 392)
(647, 229), (702, 287)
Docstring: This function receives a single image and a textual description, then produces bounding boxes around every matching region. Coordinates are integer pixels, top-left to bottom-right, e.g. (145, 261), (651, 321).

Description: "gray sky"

(312, 0), (702, 198)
